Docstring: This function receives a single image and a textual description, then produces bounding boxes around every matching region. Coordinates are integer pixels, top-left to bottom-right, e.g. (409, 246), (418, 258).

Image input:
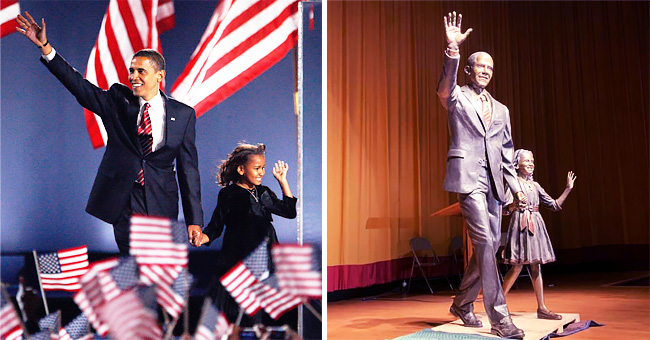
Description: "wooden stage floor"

(327, 271), (650, 340)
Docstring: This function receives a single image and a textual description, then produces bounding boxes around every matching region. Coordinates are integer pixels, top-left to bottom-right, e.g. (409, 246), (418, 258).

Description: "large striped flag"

(156, 0), (175, 33)
(0, 0), (19, 38)
(0, 286), (23, 340)
(36, 246), (89, 292)
(194, 297), (230, 340)
(171, 0), (299, 116)
(83, 0), (174, 149)
(272, 244), (321, 298)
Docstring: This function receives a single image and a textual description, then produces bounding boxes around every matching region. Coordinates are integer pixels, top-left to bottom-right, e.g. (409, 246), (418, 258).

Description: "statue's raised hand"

(444, 11), (472, 48)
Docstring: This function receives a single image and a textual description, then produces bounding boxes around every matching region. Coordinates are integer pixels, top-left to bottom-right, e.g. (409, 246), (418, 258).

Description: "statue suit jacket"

(42, 53), (203, 226)
(437, 54), (521, 202)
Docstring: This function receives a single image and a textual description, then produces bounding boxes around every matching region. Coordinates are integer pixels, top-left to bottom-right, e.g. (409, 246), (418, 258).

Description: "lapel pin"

(171, 117), (176, 121)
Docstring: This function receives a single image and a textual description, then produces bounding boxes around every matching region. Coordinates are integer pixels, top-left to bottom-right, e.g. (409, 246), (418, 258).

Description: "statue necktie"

(480, 93), (492, 126)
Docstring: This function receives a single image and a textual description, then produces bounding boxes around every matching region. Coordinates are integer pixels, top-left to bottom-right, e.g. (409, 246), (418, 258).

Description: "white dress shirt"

(138, 94), (166, 152)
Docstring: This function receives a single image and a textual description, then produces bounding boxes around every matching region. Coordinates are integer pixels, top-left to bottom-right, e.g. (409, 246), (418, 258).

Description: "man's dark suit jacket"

(42, 53), (203, 226)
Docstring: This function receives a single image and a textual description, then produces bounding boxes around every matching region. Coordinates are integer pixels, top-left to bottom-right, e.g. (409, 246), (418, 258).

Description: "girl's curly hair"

(218, 143), (266, 187)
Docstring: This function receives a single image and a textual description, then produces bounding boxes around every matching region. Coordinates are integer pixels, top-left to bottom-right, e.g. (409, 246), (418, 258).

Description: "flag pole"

(295, 0), (305, 337)
(182, 273), (192, 340)
(163, 315), (179, 340)
(295, 1), (305, 249)
(32, 250), (50, 315)
(302, 300), (322, 322)
(235, 307), (245, 326)
(163, 309), (170, 326)
(182, 305), (190, 339)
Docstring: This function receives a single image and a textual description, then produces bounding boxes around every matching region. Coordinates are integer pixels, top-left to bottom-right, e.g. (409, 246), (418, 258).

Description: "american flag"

(73, 257), (120, 336)
(241, 238), (301, 319)
(130, 216), (188, 320)
(156, 0), (175, 33)
(221, 238), (301, 319)
(155, 267), (192, 319)
(82, 0), (174, 148)
(171, 0), (299, 116)
(37, 246), (89, 292)
(130, 215), (187, 283)
(272, 244), (321, 298)
(220, 262), (262, 315)
(58, 314), (91, 340)
(248, 275), (301, 320)
(194, 297), (230, 340)
(29, 329), (58, 340)
(0, 287), (23, 340)
(38, 310), (61, 333)
(219, 238), (270, 315)
(109, 256), (140, 291)
(96, 286), (162, 340)
(0, 0), (19, 38)
(86, 256), (140, 336)
(243, 237), (270, 280)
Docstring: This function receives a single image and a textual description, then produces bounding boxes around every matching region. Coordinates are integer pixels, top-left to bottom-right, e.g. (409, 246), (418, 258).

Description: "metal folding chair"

(407, 237), (454, 294)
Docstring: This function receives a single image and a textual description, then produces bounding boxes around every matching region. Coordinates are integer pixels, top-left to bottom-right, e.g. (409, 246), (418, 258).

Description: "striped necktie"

(137, 103), (152, 185)
(480, 93), (492, 126)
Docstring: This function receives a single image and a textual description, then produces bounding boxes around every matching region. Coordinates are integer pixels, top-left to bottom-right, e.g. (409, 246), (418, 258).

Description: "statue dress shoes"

(449, 304), (482, 328)
(537, 308), (562, 320)
(491, 317), (525, 339)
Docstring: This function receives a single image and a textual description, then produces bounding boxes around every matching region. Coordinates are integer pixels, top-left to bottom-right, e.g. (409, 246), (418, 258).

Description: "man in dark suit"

(16, 12), (203, 255)
(437, 11), (528, 339)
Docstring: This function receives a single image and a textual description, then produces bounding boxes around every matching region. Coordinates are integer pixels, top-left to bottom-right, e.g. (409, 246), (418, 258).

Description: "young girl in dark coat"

(190, 143), (297, 324)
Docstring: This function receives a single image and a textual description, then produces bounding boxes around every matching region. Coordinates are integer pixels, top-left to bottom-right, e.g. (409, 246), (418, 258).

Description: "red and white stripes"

(171, 0), (299, 116)
(0, 0), (20, 38)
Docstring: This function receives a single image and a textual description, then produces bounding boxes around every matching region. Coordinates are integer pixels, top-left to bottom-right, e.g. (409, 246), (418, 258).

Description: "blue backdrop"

(0, 1), (322, 261)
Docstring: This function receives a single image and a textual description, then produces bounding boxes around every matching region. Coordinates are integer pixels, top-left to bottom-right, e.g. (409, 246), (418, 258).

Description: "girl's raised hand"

(272, 160), (289, 182)
(566, 171), (577, 189)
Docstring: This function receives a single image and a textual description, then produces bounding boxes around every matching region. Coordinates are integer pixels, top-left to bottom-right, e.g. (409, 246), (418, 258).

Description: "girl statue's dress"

(503, 178), (561, 265)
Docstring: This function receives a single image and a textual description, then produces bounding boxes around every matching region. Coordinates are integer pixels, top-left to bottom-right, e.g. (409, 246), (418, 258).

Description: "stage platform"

(431, 312), (579, 340)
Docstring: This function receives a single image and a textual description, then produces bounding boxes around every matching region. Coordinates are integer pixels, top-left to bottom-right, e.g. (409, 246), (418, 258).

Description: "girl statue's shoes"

(537, 308), (562, 320)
